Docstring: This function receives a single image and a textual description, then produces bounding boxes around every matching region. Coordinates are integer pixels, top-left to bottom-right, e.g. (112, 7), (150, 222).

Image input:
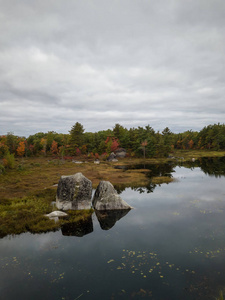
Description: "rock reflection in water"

(60, 209), (131, 236)
(61, 214), (93, 237)
(95, 209), (130, 230)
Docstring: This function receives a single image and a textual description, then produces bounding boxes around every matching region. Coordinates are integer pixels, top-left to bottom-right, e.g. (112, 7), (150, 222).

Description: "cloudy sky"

(1, 0), (225, 137)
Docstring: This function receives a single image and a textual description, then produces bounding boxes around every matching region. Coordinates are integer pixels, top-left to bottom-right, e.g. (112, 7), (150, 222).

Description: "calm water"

(1, 161), (225, 299)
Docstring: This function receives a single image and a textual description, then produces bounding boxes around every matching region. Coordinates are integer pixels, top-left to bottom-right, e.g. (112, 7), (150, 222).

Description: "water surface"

(1, 163), (225, 299)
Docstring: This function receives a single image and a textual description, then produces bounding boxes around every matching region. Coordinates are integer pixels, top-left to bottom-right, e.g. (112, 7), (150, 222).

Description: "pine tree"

(69, 122), (85, 154)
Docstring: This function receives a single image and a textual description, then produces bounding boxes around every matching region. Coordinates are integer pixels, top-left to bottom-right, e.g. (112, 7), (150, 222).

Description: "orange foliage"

(17, 141), (25, 157)
(40, 138), (47, 155)
(51, 140), (58, 154)
(188, 139), (194, 149)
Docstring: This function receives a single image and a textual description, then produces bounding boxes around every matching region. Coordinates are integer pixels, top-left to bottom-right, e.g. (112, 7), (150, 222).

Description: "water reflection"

(95, 209), (130, 230)
(115, 182), (157, 194)
(2, 164), (225, 300)
(115, 163), (175, 178)
(114, 163), (175, 194)
(195, 156), (225, 177)
(114, 156), (225, 194)
(60, 209), (131, 236)
(61, 214), (93, 237)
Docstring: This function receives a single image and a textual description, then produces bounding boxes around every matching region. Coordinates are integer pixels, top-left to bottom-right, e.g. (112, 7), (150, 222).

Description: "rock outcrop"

(56, 172), (92, 210)
(107, 149), (126, 161)
(92, 180), (132, 210)
(107, 152), (117, 161)
(115, 148), (126, 158)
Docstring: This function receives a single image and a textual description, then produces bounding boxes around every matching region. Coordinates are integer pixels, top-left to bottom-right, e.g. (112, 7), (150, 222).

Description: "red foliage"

(105, 136), (120, 152)
(105, 136), (111, 144)
(76, 148), (81, 156)
(111, 138), (119, 152)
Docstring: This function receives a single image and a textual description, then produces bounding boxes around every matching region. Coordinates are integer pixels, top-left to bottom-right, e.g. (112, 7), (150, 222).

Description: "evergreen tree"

(69, 122), (85, 153)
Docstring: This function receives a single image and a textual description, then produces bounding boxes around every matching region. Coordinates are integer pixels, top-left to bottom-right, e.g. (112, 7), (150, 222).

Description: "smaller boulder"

(107, 152), (116, 161)
(92, 181), (132, 210)
(45, 211), (68, 218)
(115, 148), (126, 158)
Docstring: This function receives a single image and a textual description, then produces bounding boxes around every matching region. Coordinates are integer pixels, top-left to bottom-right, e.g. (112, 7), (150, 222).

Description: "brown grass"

(0, 157), (151, 199)
(1, 151), (224, 236)
(173, 149), (225, 160)
(1, 151), (225, 199)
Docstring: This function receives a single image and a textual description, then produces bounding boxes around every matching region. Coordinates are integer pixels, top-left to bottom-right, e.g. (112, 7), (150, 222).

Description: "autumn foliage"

(17, 141), (25, 157)
(1, 123), (225, 163)
(51, 140), (58, 155)
(105, 136), (120, 153)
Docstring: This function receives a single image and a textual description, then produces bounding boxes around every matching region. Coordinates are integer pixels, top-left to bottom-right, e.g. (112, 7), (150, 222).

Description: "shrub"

(3, 152), (15, 169)
(0, 164), (5, 174)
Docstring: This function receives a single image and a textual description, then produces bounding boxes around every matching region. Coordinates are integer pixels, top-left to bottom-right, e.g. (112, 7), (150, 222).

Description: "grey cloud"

(0, 0), (225, 136)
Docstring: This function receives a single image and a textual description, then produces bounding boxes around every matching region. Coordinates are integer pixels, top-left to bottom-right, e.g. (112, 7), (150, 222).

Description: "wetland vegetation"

(1, 123), (225, 298)
(1, 149), (225, 238)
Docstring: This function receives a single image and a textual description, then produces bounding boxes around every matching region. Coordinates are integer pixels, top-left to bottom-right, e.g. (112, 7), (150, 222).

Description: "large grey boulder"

(56, 173), (92, 210)
(92, 181), (132, 210)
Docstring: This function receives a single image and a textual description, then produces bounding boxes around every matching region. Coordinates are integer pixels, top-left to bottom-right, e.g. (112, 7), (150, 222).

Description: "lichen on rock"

(92, 180), (132, 210)
(56, 172), (92, 210)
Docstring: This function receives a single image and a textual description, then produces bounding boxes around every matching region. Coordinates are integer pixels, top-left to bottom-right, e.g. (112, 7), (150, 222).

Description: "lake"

(1, 158), (225, 299)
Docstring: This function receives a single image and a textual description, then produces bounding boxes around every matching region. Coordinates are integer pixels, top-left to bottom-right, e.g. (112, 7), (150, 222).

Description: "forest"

(1, 122), (225, 169)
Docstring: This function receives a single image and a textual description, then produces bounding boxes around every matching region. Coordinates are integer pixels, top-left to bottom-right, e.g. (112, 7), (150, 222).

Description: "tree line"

(1, 123), (225, 163)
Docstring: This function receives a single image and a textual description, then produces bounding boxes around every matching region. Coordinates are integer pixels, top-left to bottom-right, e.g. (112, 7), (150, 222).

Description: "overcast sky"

(0, 0), (225, 137)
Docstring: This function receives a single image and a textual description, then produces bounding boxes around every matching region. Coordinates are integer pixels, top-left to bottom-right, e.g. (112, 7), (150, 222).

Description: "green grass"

(0, 188), (94, 238)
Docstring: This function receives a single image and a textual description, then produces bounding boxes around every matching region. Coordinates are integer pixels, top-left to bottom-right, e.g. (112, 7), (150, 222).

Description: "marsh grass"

(0, 186), (94, 238)
(173, 149), (225, 161)
(0, 156), (151, 237)
(151, 176), (174, 184)
(1, 151), (224, 237)
(0, 191), (56, 237)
